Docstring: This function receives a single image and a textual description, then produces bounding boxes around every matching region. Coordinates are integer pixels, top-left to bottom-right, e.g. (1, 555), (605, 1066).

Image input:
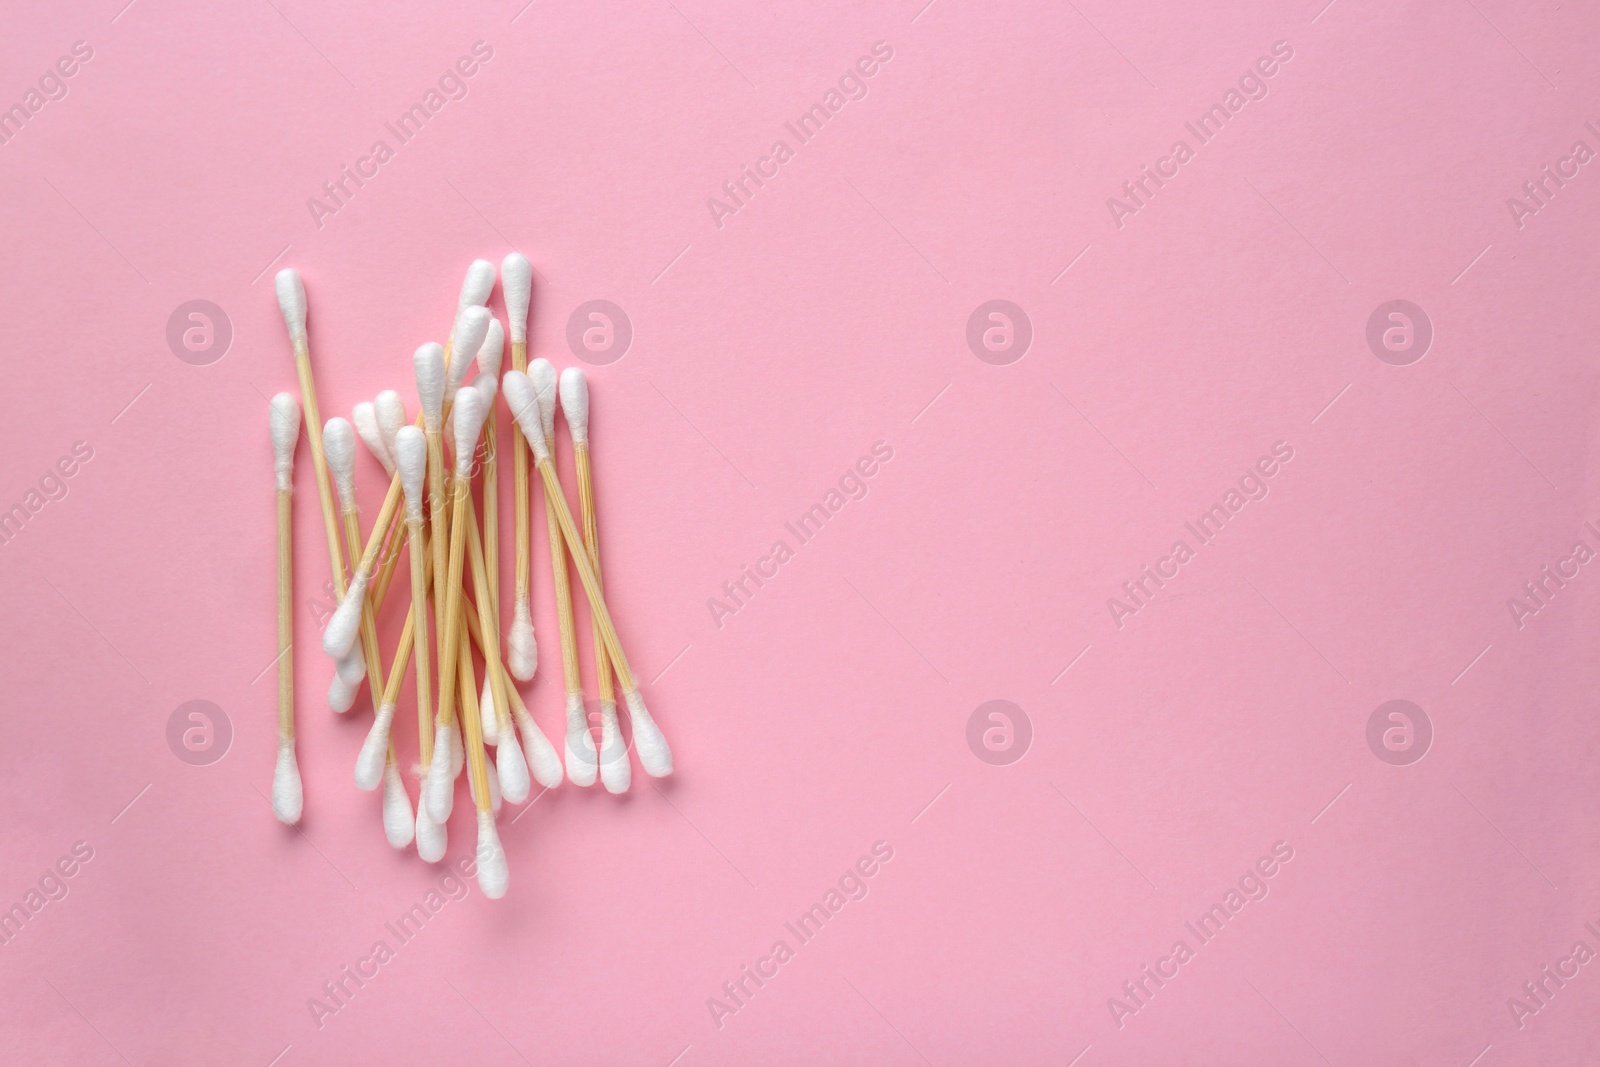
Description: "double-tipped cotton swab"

(529, 359), (595, 785)
(502, 253), (539, 681)
(560, 369), (630, 794)
(277, 270), (384, 715)
(424, 386), (489, 823)
(425, 386), (507, 897)
(504, 370), (673, 777)
(270, 393), (304, 824)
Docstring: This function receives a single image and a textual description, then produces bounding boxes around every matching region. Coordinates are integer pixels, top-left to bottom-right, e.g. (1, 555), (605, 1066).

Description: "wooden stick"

(441, 481), (491, 811)
(511, 339), (534, 675)
(534, 458), (640, 691)
(277, 485), (295, 742)
(574, 441), (628, 791)
(407, 514), (434, 771)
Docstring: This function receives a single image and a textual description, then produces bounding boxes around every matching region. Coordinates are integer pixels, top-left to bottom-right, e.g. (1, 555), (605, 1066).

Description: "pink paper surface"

(3, 0), (1600, 1063)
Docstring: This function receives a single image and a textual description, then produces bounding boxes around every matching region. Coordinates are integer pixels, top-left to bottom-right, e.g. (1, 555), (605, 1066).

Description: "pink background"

(2, 0), (1600, 1063)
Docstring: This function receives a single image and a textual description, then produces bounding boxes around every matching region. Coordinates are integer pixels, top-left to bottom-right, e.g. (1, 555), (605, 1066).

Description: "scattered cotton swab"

(270, 392), (303, 824)
(502, 253), (539, 683)
(560, 367), (630, 794)
(526, 360), (593, 785)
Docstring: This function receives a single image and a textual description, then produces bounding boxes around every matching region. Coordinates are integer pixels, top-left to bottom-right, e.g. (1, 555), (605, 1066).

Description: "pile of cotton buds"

(267, 256), (671, 900)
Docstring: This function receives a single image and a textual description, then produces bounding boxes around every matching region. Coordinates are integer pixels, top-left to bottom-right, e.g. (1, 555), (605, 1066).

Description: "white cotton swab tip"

(320, 566), (368, 659)
(382, 762), (415, 850)
(323, 417), (357, 507)
(558, 367), (589, 448)
(501, 371), (548, 464)
(478, 317), (504, 380)
(449, 306), (492, 395)
(498, 733), (531, 804)
(426, 722), (455, 821)
(507, 598), (537, 681)
(334, 646), (366, 685)
(355, 703), (395, 791)
(414, 799), (445, 861)
(475, 811), (509, 900)
(472, 372), (498, 407)
(275, 269), (307, 346)
(451, 387), (488, 476)
(599, 699), (630, 795)
(396, 426), (427, 521)
(352, 401), (395, 476)
(456, 259), (496, 316)
(270, 393), (300, 491)
(530, 358), (558, 442)
(272, 739), (303, 824)
(565, 692), (597, 787)
(502, 253), (532, 343)
(624, 688), (673, 777)
(415, 343), (447, 432)
(514, 704), (563, 789)
(479, 676), (499, 747)
(328, 672), (358, 713)
(375, 390), (407, 460)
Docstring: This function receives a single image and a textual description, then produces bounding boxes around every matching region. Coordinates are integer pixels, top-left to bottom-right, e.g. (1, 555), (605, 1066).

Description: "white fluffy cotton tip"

(375, 391), (407, 461)
(457, 259), (496, 315)
(558, 367), (589, 448)
(321, 568), (368, 658)
(475, 811), (509, 900)
(502, 253), (533, 342)
(323, 417), (357, 507)
(328, 672), (357, 713)
(383, 762), (415, 850)
(624, 688), (673, 777)
(396, 426), (427, 521)
(448, 719), (465, 777)
(355, 704), (395, 791)
(449, 306), (492, 395)
(352, 402), (395, 476)
(270, 393), (300, 491)
(451, 387), (487, 476)
(530, 359), (558, 442)
(272, 739), (303, 824)
(498, 732), (531, 804)
(426, 722), (456, 821)
(479, 677), (500, 747)
(598, 699), (630, 795)
(471, 372), (498, 408)
(275, 268), (307, 345)
(478, 317), (504, 380)
(500, 370), (547, 463)
(565, 692), (597, 787)
(415, 799), (446, 861)
(334, 646), (366, 685)
(507, 598), (538, 680)
(514, 705), (563, 789)
(415, 343), (446, 431)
